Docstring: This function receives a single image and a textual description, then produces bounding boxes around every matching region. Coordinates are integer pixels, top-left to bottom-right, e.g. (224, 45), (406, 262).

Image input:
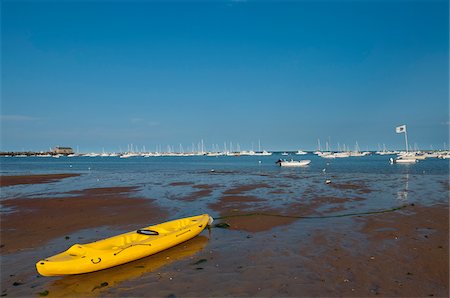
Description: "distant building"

(53, 146), (74, 155)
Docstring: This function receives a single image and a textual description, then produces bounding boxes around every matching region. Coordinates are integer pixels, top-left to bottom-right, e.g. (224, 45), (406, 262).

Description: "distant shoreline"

(1, 149), (450, 160)
(0, 151), (59, 157)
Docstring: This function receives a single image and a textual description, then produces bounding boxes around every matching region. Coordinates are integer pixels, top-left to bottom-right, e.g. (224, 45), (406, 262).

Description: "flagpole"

(404, 127), (409, 153)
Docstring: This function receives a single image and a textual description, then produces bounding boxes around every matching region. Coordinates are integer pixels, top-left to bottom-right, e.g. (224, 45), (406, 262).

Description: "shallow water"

(1, 154), (448, 214)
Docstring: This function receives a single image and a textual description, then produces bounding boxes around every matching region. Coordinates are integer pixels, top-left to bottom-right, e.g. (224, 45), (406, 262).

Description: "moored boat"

(253, 150), (272, 156)
(390, 157), (418, 164)
(276, 159), (311, 167)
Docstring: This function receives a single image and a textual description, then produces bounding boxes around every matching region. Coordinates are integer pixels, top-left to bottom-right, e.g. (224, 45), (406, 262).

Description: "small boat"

(276, 159), (311, 167)
(254, 150), (272, 156)
(281, 152), (289, 156)
(295, 150), (307, 155)
(390, 157), (418, 164)
(320, 153), (336, 159)
(36, 214), (213, 276)
(334, 152), (350, 158)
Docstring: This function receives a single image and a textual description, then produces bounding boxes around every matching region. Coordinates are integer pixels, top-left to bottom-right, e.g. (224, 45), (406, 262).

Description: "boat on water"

(276, 159), (311, 167)
(320, 152), (336, 159)
(281, 152), (289, 156)
(390, 157), (418, 164)
(397, 152), (427, 160)
(377, 151), (398, 155)
(295, 150), (307, 155)
(254, 150), (272, 156)
(253, 140), (272, 156)
(36, 214), (213, 276)
(392, 124), (419, 164)
(333, 152), (351, 158)
(120, 152), (140, 158)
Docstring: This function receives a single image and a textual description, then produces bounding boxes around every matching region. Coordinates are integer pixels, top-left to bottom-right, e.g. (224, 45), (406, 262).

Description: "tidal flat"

(0, 155), (448, 297)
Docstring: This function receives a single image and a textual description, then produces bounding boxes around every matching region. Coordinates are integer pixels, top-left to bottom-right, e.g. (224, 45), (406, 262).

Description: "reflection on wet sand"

(44, 236), (209, 297)
(397, 173), (409, 201)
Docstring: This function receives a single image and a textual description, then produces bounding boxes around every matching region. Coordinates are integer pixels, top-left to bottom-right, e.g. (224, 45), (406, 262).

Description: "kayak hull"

(36, 214), (212, 276)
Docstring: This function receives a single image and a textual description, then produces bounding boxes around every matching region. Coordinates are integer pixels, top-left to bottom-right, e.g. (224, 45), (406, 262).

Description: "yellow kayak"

(36, 214), (213, 276)
(45, 236), (209, 296)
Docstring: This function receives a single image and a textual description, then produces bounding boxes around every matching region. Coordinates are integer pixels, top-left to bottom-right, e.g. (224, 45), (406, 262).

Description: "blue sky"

(1, 0), (448, 152)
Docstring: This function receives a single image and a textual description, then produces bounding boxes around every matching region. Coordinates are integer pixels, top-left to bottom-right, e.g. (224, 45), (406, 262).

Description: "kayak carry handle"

(137, 229), (159, 236)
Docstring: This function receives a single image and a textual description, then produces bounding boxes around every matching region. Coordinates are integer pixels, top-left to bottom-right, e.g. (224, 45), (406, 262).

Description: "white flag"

(396, 125), (406, 133)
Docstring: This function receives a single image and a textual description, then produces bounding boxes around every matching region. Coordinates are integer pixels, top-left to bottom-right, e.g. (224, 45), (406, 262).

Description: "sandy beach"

(0, 173), (448, 297)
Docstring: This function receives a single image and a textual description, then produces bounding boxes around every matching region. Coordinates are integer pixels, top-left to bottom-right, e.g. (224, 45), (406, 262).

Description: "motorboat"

(276, 159), (311, 167)
(390, 157), (418, 164)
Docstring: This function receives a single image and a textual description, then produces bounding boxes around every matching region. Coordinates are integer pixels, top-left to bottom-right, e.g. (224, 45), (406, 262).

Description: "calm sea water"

(1, 154), (448, 218)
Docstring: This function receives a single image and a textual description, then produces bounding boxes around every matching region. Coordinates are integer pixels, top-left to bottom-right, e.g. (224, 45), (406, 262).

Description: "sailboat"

(391, 125), (418, 164)
(313, 139), (322, 155)
(254, 140), (272, 156)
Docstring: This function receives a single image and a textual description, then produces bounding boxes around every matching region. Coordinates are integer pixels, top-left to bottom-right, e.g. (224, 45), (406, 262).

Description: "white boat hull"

(279, 160), (311, 167)
(390, 157), (418, 164)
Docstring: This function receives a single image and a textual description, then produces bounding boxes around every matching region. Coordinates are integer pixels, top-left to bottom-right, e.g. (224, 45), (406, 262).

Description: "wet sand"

(0, 173), (80, 187)
(1, 186), (168, 253)
(110, 202), (448, 298)
(168, 182), (194, 187)
(1, 176), (448, 297)
(223, 183), (272, 195)
(330, 182), (373, 193)
(1, 175), (170, 297)
(209, 182), (368, 233)
(169, 183), (219, 201)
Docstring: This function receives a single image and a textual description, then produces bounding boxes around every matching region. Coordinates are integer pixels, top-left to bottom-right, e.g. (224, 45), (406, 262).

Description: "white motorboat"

(295, 150), (307, 155)
(390, 157), (418, 164)
(120, 152), (139, 158)
(276, 159), (311, 167)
